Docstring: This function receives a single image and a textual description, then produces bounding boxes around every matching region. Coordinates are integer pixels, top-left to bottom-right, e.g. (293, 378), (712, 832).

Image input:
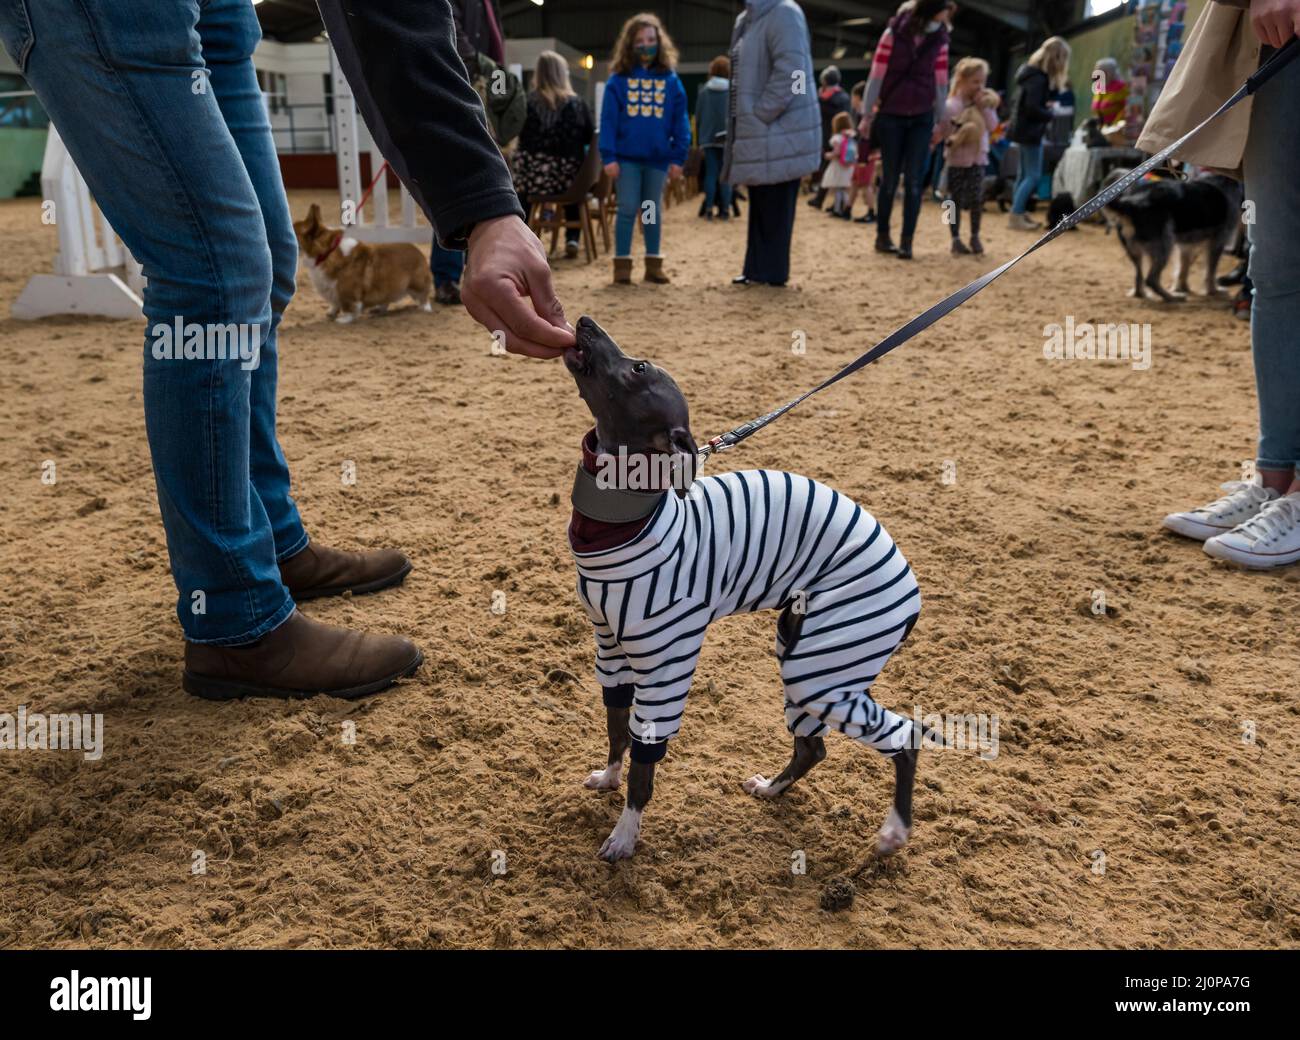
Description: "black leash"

(698, 38), (1299, 462)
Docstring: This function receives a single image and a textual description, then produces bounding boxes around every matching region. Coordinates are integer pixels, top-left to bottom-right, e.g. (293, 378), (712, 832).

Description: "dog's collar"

(314, 232), (344, 267)
(571, 464), (666, 523)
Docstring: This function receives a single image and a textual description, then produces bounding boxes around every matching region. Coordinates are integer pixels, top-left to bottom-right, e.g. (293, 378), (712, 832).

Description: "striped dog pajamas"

(573, 469), (921, 764)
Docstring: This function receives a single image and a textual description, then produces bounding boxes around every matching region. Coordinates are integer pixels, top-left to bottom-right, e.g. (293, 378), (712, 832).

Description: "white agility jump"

(329, 54), (429, 245)
(12, 125), (145, 321)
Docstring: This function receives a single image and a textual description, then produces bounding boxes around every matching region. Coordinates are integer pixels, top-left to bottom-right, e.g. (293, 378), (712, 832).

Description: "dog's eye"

(633, 362), (648, 374)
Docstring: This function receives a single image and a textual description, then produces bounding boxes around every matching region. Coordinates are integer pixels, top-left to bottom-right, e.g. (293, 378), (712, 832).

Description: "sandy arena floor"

(1, 188), (1297, 949)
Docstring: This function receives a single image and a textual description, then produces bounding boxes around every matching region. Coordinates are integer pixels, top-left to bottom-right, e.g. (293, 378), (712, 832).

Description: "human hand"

(858, 116), (872, 139)
(462, 215), (574, 359)
(1251, 0), (1300, 46)
(603, 161), (620, 180)
(668, 163), (683, 180)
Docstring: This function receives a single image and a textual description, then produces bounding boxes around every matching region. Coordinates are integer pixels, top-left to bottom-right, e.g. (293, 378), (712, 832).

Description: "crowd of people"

(492, 1), (1077, 283)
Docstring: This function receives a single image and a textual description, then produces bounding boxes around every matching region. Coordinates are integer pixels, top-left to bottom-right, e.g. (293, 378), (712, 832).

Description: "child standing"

(600, 13), (691, 285)
(943, 57), (999, 255)
(822, 111), (857, 219)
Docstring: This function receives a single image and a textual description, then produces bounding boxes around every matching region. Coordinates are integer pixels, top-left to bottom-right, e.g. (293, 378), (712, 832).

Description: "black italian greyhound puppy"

(564, 316), (923, 862)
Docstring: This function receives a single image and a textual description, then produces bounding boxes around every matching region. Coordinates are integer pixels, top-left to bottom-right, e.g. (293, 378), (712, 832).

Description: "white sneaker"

(1203, 492), (1300, 569)
(1162, 480), (1277, 541)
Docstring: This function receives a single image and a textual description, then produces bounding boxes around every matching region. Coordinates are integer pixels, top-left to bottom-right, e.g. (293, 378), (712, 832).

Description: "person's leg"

(1244, 51), (1300, 497)
(199, 0), (313, 568)
(564, 203), (581, 247)
(744, 178), (797, 285)
(1011, 143), (1041, 215)
(12, 0), (290, 643)
(874, 114), (904, 247)
(614, 160), (644, 257)
(898, 113), (933, 248)
(741, 181), (765, 280)
(701, 149), (720, 217)
(640, 165), (668, 256)
(712, 153), (733, 214)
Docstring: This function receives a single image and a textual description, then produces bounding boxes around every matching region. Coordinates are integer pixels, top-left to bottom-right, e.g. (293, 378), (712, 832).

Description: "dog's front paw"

(876, 806), (911, 856)
(599, 806), (641, 862)
(742, 774), (782, 798)
(335, 312), (355, 324)
(584, 761), (623, 790)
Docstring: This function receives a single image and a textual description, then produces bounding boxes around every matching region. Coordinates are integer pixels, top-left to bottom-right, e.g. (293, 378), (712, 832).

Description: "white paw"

(599, 805), (641, 861)
(876, 806), (911, 856)
(742, 774), (782, 798)
(420, 300), (433, 312)
(335, 312), (355, 324)
(584, 761), (623, 790)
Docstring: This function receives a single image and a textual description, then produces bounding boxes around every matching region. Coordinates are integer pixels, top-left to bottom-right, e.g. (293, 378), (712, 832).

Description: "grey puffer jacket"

(722, 0), (821, 187)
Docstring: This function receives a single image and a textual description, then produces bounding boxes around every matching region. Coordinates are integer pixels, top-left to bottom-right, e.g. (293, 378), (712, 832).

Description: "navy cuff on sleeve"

(602, 684), (635, 709)
(630, 738), (667, 765)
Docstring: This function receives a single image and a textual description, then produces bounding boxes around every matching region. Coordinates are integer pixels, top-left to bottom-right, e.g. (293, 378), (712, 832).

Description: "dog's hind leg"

(743, 735), (827, 798)
(585, 686), (632, 790)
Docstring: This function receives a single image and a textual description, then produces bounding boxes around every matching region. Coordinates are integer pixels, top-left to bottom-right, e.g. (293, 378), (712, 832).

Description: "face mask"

(636, 44), (659, 61)
(925, 20), (942, 32)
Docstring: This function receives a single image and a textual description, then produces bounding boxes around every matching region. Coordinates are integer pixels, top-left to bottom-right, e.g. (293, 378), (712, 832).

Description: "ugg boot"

(1008, 211), (1040, 231)
(643, 255), (670, 284)
(613, 257), (633, 284)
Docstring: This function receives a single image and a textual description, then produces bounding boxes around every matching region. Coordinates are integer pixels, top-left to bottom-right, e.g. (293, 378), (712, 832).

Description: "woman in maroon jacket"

(857, 0), (954, 259)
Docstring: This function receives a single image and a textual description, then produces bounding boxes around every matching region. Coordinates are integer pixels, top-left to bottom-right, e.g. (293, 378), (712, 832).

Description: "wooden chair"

(526, 132), (602, 263)
(589, 168), (613, 254)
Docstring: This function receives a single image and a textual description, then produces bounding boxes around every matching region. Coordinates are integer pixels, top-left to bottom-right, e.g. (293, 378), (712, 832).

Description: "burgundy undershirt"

(568, 429), (660, 553)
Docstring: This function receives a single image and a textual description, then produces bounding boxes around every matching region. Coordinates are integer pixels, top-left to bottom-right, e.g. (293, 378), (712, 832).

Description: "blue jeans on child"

(614, 161), (667, 256)
(1244, 49), (1300, 477)
(701, 147), (731, 214)
(0, 0), (306, 644)
(1011, 142), (1043, 215)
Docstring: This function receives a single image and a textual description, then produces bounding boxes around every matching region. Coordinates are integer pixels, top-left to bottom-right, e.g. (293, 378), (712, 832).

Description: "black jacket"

(316, 0), (523, 248)
(1008, 64), (1053, 146)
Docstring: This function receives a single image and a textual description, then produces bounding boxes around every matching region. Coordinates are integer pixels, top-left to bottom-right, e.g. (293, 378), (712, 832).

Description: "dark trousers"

(875, 111), (934, 245)
(742, 178), (800, 285)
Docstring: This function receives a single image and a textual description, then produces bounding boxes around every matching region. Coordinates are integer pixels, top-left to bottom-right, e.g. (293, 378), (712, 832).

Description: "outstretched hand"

(1251, 0), (1300, 47)
(462, 215), (575, 359)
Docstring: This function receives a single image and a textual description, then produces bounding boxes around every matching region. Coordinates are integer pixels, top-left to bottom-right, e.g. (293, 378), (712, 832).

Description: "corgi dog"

(292, 204), (432, 322)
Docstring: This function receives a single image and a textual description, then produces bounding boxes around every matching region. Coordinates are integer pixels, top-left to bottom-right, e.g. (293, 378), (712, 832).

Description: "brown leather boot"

(612, 257), (633, 284)
(643, 256), (670, 284)
(183, 610), (422, 700)
(279, 542), (412, 601)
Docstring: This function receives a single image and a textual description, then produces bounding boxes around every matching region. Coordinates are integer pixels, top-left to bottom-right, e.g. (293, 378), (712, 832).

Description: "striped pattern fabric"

(573, 470), (921, 761)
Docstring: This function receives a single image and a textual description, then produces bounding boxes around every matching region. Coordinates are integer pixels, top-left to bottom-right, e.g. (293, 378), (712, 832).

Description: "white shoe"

(1162, 480), (1277, 542)
(1203, 492), (1300, 569)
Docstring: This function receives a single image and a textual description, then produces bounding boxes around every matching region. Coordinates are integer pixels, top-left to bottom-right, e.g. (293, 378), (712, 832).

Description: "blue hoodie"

(599, 66), (690, 170)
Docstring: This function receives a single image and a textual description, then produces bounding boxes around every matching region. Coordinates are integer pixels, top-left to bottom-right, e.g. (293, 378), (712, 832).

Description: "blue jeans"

(1244, 50), (1300, 476)
(430, 238), (464, 287)
(614, 160), (667, 256)
(701, 147), (731, 214)
(874, 111), (933, 244)
(0, 0), (305, 643)
(1011, 142), (1043, 215)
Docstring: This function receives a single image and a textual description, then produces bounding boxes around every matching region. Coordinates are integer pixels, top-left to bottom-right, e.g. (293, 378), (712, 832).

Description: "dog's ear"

(307, 203), (322, 229)
(654, 425), (698, 497)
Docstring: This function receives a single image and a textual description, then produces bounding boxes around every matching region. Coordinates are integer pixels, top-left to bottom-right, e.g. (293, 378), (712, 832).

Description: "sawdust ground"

(1, 189), (1297, 949)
